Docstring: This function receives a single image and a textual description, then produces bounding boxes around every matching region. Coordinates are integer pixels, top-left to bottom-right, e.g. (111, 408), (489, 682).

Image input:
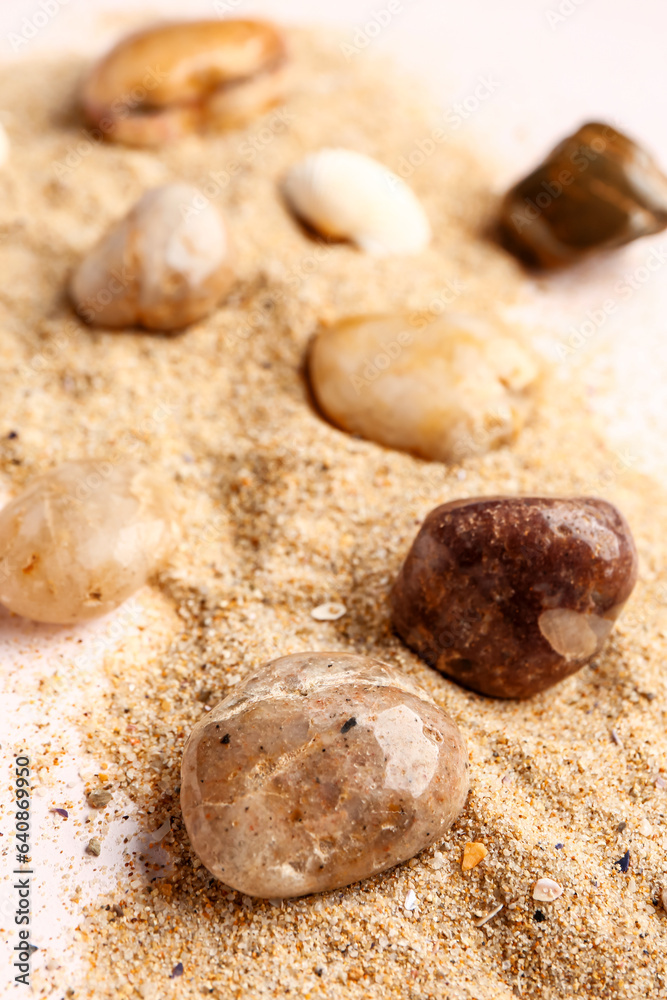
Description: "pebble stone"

(81, 19), (288, 146)
(461, 841), (488, 870)
(181, 651), (469, 898)
(0, 461), (172, 625)
(308, 313), (539, 462)
(87, 789), (113, 809)
(70, 183), (235, 331)
(533, 877), (564, 902)
(391, 496), (638, 699)
(499, 121), (667, 268)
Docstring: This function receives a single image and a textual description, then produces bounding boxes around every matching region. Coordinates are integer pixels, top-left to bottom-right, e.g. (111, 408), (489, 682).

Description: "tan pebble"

(70, 183), (235, 331)
(0, 461), (172, 624)
(533, 877), (563, 901)
(462, 842), (488, 870)
(82, 20), (288, 146)
(181, 651), (469, 898)
(308, 313), (539, 462)
(86, 838), (102, 856)
(87, 789), (113, 809)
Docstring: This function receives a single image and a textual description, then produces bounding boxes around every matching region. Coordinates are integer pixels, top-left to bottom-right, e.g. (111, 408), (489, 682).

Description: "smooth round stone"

(70, 183), (235, 331)
(0, 461), (172, 624)
(181, 651), (469, 898)
(308, 313), (538, 462)
(391, 496), (638, 699)
(499, 121), (667, 268)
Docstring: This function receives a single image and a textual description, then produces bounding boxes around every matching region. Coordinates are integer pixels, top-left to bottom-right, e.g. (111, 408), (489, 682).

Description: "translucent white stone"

(0, 461), (172, 624)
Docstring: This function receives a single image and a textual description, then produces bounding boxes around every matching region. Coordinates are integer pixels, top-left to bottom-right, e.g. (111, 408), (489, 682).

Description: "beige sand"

(1, 29), (666, 1000)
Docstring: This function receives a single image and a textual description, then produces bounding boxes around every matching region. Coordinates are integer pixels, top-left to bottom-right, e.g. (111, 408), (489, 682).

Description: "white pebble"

(311, 602), (347, 621)
(283, 148), (431, 256)
(404, 889), (417, 911)
(533, 877), (563, 902)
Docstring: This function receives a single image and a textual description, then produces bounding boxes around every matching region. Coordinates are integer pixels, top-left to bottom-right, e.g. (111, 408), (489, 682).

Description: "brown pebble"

(86, 838), (101, 856)
(87, 788), (113, 809)
(391, 496), (638, 699)
(499, 121), (667, 268)
(181, 651), (469, 898)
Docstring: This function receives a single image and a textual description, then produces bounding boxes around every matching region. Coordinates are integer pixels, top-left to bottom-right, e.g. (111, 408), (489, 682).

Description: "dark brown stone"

(498, 122), (667, 268)
(391, 496), (638, 699)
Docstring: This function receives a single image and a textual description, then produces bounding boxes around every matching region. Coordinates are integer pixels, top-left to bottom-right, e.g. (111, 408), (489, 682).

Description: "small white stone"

(311, 602), (347, 621)
(638, 817), (652, 836)
(283, 148), (431, 256)
(404, 889), (417, 911)
(533, 877), (564, 902)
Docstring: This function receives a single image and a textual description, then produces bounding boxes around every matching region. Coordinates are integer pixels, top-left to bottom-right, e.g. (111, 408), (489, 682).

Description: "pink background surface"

(1, 1), (666, 995)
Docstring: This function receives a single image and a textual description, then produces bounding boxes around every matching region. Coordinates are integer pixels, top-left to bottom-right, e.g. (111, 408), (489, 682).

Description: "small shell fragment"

(82, 20), (288, 146)
(70, 183), (235, 331)
(462, 842), (488, 870)
(404, 889), (417, 911)
(533, 877), (563, 902)
(283, 148), (431, 255)
(473, 902), (503, 927)
(311, 602), (346, 621)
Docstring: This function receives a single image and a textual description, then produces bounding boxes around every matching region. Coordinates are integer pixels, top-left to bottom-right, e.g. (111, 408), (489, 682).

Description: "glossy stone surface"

(181, 652), (469, 898)
(499, 122), (667, 268)
(71, 183), (235, 331)
(308, 313), (538, 462)
(0, 461), (172, 624)
(82, 20), (288, 146)
(391, 497), (638, 699)
(283, 149), (431, 255)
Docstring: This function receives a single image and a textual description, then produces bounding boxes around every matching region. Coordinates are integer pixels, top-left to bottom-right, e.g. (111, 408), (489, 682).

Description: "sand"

(0, 26), (666, 1000)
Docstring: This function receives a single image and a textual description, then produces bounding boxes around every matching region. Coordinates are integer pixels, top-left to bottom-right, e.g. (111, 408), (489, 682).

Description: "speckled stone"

(180, 652), (469, 898)
(391, 497), (638, 699)
(499, 122), (667, 268)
